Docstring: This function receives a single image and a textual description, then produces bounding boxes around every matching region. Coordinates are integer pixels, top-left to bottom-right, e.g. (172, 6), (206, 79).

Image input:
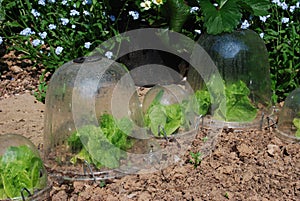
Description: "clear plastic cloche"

(187, 29), (272, 129)
(44, 55), (177, 180)
(276, 88), (300, 142)
(0, 134), (49, 201)
(142, 84), (197, 137)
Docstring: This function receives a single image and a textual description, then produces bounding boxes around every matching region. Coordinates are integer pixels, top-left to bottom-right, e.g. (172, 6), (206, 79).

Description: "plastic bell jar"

(187, 29), (272, 129)
(0, 134), (49, 201)
(43, 55), (149, 181)
(276, 88), (300, 142)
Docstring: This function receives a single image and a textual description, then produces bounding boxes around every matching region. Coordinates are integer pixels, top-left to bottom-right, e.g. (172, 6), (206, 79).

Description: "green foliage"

(205, 79), (258, 122)
(189, 151), (202, 168)
(292, 117), (300, 138)
(253, 0), (300, 102)
(144, 89), (192, 136)
(68, 114), (134, 169)
(197, 0), (270, 35)
(0, 145), (46, 199)
(0, 0), (118, 98)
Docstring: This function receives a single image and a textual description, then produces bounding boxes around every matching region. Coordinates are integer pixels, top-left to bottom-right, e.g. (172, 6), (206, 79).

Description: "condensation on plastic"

(276, 88), (300, 142)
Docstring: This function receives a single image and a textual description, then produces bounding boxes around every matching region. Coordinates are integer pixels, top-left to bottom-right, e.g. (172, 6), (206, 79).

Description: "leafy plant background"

(0, 0), (299, 102)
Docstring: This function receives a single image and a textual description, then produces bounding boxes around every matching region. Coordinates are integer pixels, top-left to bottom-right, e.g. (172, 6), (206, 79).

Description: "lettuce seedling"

(68, 114), (134, 169)
(0, 145), (46, 199)
(292, 117), (300, 138)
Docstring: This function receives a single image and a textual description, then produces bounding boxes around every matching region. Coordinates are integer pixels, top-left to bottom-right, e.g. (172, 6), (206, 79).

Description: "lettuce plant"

(0, 145), (47, 199)
(67, 113), (134, 169)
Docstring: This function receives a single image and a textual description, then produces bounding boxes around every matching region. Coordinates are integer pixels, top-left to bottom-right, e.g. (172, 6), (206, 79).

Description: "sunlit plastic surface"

(0, 134), (48, 200)
(276, 88), (300, 142)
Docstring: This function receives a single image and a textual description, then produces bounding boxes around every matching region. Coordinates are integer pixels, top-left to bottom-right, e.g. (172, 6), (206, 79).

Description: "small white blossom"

(140, 1), (151, 10)
(272, 0), (280, 5)
(32, 39), (41, 47)
(241, 20), (250, 29)
(70, 9), (80, 16)
(281, 17), (289, 23)
(0, 36), (3, 45)
(83, 10), (90, 15)
(55, 46), (63, 55)
(259, 15), (270, 22)
(62, 0), (68, 5)
(190, 7), (199, 14)
(109, 15), (116, 21)
(152, 0), (163, 6)
(38, 32), (47, 39)
(20, 28), (35, 36)
(38, 0), (46, 6)
(60, 18), (69, 25)
(289, 5), (296, 12)
(72, 24), (76, 29)
(213, 3), (218, 7)
(296, 2), (300, 8)
(194, 29), (201, 34)
(105, 51), (113, 59)
(280, 2), (288, 10)
(84, 42), (91, 49)
(129, 11), (139, 20)
(48, 0), (56, 3)
(49, 24), (57, 30)
(259, 33), (265, 38)
(82, 0), (91, 5)
(31, 9), (40, 18)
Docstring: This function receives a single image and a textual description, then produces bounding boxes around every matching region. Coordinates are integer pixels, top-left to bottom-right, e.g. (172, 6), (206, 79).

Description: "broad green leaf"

(147, 104), (167, 136)
(199, 0), (242, 34)
(293, 118), (300, 138)
(240, 0), (270, 16)
(166, 0), (191, 32)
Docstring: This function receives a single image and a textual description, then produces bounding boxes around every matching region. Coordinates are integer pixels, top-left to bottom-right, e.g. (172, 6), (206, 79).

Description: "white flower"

(49, 24), (57, 30)
(38, 0), (46, 6)
(272, 0), (280, 5)
(190, 7), (199, 14)
(289, 5), (296, 12)
(84, 42), (91, 49)
(20, 28), (35, 36)
(281, 17), (289, 23)
(259, 15), (270, 23)
(129, 11), (139, 20)
(60, 18), (69, 25)
(140, 0), (151, 10)
(105, 51), (113, 59)
(38, 32), (47, 39)
(213, 3), (218, 7)
(194, 29), (201, 34)
(152, 0), (163, 6)
(32, 39), (41, 47)
(109, 15), (116, 22)
(259, 33), (265, 38)
(31, 9), (40, 18)
(72, 24), (76, 29)
(55, 46), (63, 55)
(240, 20), (250, 29)
(83, 10), (90, 15)
(280, 2), (288, 10)
(297, 2), (300, 8)
(62, 0), (68, 5)
(0, 36), (3, 45)
(70, 9), (80, 16)
(48, 0), (56, 3)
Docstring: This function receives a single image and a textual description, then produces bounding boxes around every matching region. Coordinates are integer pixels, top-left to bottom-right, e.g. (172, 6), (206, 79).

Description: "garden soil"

(0, 53), (300, 200)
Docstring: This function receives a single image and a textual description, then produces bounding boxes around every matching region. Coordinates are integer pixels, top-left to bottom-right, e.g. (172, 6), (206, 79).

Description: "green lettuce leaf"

(292, 118), (300, 138)
(0, 145), (46, 199)
(68, 114), (134, 169)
